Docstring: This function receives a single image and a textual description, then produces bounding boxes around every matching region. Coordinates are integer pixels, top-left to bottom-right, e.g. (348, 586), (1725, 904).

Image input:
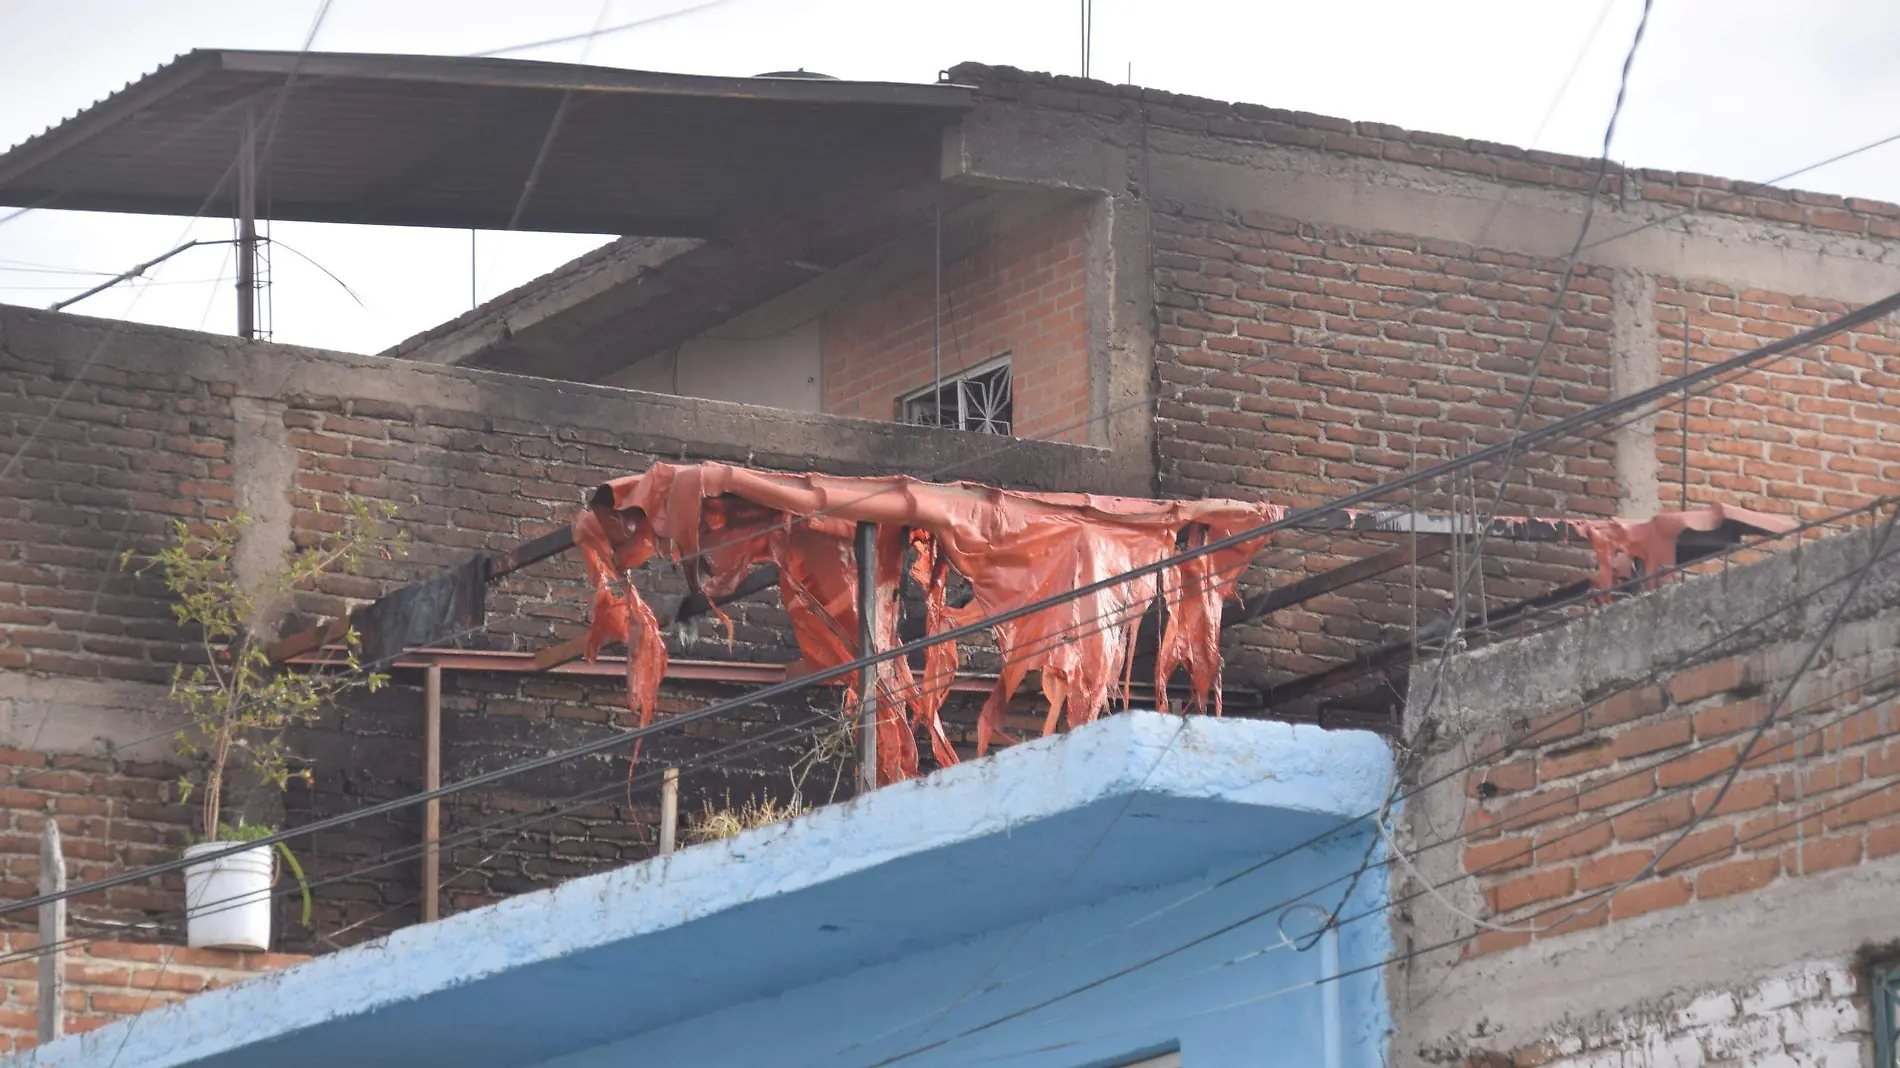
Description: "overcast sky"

(3, 0), (1899, 356)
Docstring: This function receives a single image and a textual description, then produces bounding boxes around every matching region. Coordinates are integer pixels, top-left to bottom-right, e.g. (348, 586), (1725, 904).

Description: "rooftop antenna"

(1079, 0), (1092, 78)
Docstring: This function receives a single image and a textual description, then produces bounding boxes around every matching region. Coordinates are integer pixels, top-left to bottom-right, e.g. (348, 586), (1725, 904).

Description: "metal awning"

(0, 50), (973, 235)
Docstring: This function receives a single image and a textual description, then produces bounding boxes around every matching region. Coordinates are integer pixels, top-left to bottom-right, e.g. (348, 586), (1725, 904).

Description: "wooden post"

(421, 664), (441, 923)
(855, 522), (878, 793)
(37, 821), (65, 1045)
(658, 768), (679, 856)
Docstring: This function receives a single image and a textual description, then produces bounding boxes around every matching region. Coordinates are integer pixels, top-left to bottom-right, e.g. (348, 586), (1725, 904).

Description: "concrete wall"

(1393, 523), (1900, 1068)
(0, 302), (1125, 947)
(598, 319), (823, 413)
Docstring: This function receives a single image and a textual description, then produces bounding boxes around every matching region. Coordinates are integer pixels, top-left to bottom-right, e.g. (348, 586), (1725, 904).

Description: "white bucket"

(182, 842), (274, 951)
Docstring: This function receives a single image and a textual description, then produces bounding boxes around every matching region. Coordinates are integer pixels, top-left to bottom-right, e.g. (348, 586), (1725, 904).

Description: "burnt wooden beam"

(266, 526), (577, 665)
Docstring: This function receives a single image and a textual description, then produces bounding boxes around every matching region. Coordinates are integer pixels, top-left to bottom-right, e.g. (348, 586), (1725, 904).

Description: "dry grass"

(687, 792), (809, 844)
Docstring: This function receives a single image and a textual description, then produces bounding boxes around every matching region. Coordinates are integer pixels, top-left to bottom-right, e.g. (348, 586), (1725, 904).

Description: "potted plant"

(128, 496), (404, 950)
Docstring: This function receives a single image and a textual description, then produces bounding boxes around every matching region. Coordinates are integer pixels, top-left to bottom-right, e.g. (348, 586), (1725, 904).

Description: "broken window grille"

(1876, 961), (1900, 1068)
(900, 355), (1012, 435)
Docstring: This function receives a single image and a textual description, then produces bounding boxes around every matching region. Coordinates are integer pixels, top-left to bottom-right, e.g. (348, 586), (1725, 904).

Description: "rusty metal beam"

(285, 645), (1264, 708)
(1222, 534), (1451, 631)
(1128, 534), (1450, 666)
(531, 563), (784, 673)
(1261, 576), (1595, 708)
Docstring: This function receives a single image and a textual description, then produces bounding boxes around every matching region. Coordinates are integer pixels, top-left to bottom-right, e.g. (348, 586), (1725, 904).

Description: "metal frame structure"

(262, 498), (1782, 911)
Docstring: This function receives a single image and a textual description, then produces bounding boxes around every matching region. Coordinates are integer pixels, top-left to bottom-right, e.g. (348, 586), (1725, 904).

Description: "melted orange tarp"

(1570, 504), (1796, 591)
(570, 461), (1792, 785)
(573, 462), (1281, 784)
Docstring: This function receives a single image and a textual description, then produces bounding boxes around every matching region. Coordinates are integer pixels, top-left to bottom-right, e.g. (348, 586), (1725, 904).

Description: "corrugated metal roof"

(0, 50), (974, 236)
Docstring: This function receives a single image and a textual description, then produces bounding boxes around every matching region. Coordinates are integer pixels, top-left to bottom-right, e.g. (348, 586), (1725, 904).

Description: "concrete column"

(230, 396), (296, 634)
(1608, 270), (1662, 518)
(1087, 192), (1157, 480)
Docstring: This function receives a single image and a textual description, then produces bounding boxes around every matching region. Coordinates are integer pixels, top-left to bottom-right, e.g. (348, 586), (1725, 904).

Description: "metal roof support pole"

(236, 104), (258, 341)
(421, 664), (441, 923)
(932, 201), (943, 427)
(856, 521), (878, 794)
(658, 768), (679, 856)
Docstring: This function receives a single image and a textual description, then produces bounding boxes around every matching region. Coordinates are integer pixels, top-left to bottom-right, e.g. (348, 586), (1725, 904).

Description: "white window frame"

(899, 354), (1012, 435)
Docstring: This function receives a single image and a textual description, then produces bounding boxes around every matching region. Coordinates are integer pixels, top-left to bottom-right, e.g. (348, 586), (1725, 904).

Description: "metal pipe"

(236, 105), (258, 340)
(932, 201), (943, 427)
(658, 767), (679, 856)
(1319, 922), (1343, 1068)
(47, 239), (228, 313)
(421, 664), (441, 923)
(855, 521), (878, 793)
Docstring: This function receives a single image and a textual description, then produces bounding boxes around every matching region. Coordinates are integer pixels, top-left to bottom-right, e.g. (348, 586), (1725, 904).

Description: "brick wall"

(821, 200), (1091, 443)
(0, 305), (1120, 955)
(1436, 959), (1869, 1068)
(0, 746), (190, 932)
(1151, 201), (1615, 687)
(0, 364), (234, 681)
(0, 932), (306, 1055)
(1654, 280), (1900, 520)
(1448, 600), (1900, 958)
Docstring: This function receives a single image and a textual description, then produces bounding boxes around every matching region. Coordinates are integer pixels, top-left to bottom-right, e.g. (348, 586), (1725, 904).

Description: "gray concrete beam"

(1141, 134), (1900, 300)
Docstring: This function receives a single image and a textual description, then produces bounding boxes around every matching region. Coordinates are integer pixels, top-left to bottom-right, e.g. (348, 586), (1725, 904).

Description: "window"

(1876, 962), (1900, 1068)
(901, 356), (1012, 435)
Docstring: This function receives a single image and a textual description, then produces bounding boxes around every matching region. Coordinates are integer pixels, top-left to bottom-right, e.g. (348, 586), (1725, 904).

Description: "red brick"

(1464, 835), (1535, 874)
(1656, 744), (1741, 788)
(1655, 825), (1736, 872)
(1534, 820), (1613, 863)
(1609, 875), (1693, 919)
(1611, 795), (1694, 842)
(1578, 770), (1654, 811)
(1496, 789), (1580, 832)
(1589, 684), (1664, 729)
(1536, 901), (1610, 938)
(1540, 740), (1613, 781)
(1667, 658), (1752, 704)
(1578, 848), (1652, 891)
(1488, 867), (1576, 913)
(1789, 833), (1863, 874)
(1612, 719), (1693, 760)
(1468, 928), (1534, 957)
(1696, 855), (1781, 898)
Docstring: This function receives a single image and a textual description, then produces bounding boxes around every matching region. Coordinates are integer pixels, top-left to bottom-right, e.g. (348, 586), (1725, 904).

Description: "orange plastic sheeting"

(572, 462), (1283, 783)
(1577, 504), (1797, 590)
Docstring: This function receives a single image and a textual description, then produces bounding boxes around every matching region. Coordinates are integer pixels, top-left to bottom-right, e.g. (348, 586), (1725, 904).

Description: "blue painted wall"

(542, 824), (1391, 1068)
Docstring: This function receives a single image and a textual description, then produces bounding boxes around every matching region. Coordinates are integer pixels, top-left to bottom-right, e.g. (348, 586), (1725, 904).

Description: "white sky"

(3, 0), (1899, 356)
